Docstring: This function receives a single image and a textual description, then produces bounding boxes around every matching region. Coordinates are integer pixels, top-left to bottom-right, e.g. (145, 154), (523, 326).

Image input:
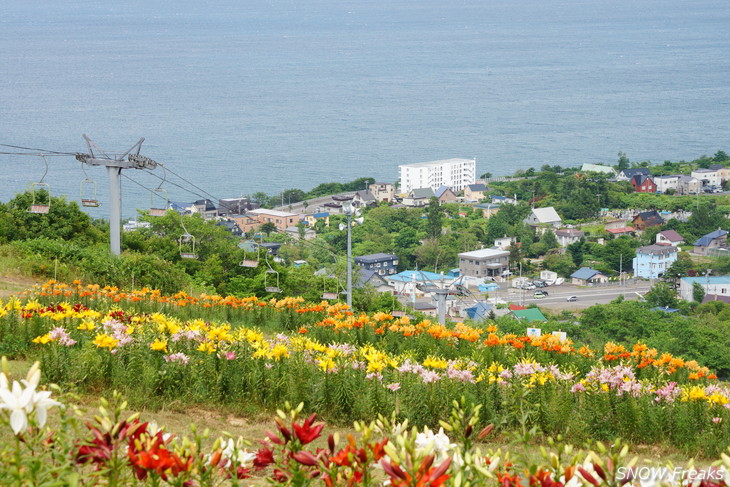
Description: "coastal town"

(120, 153), (730, 325)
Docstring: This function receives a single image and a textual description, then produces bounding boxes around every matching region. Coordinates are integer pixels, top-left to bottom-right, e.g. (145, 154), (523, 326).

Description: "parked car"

(566, 295), (578, 302)
(534, 280), (547, 288)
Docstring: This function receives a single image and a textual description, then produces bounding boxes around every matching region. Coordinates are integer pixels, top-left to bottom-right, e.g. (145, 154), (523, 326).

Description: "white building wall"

(654, 176), (679, 193)
(399, 158), (476, 193)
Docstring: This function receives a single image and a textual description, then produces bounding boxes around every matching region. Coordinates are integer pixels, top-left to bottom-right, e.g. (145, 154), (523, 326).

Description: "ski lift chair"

(29, 182), (51, 214)
(264, 269), (281, 293)
(179, 233), (199, 259)
(80, 179), (100, 207)
(150, 188), (169, 217)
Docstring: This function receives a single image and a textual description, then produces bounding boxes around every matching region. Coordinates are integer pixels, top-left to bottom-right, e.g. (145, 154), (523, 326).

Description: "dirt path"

(0, 275), (37, 298)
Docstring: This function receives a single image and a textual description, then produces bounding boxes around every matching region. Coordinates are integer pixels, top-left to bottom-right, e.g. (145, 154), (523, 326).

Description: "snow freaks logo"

(617, 466), (726, 484)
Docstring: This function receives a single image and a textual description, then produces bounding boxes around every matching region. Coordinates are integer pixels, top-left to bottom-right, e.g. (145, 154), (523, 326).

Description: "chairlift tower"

(75, 135), (158, 256)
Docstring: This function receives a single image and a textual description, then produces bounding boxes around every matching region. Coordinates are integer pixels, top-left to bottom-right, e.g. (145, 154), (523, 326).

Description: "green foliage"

(693, 281), (706, 303)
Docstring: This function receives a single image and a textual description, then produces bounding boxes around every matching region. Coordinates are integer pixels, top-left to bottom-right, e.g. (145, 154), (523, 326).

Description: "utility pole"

(75, 135), (158, 256)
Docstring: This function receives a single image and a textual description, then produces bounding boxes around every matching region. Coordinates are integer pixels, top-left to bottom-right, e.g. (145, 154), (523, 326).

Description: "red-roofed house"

(606, 226), (635, 237)
(508, 304), (527, 311)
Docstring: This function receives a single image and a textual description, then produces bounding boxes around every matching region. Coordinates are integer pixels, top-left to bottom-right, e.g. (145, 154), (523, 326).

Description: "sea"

(1, 0), (729, 219)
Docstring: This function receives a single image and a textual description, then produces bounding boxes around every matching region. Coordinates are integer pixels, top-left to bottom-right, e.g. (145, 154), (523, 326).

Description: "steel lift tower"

(75, 135), (158, 256)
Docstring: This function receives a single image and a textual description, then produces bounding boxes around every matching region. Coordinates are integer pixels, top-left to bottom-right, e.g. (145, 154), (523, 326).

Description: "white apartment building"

(691, 169), (720, 188)
(654, 175), (679, 194)
(398, 158), (476, 193)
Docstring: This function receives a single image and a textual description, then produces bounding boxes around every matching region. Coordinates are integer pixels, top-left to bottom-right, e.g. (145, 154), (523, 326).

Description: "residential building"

(676, 175), (702, 195)
(352, 190), (377, 207)
(580, 163), (616, 176)
(402, 187), (434, 207)
(368, 182), (395, 203)
(631, 210), (664, 231)
(218, 197), (260, 216)
(434, 185), (458, 204)
(233, 208), (298, 233)
(463, 183), (488, 201)
(616, 168), (651, 182)
(679, 276), (730, 301)
(570, 267), (609, 285)
(716, 167), (730, 185)
(491, 195), (517, 205)
(693, 229), (728, 256)
(356, 269), (395, 294)
(633, 244), (678, 279)
(606, 226), (635, 237)
(654, 175), (680, 194)
(459, 248), (510, 278)
(473, 203), (501, 218)
(354, 253), (399, 276)
(555, 229), (584, 247)
(191, 199), (218, 219)
(399, 158), (476, 193)
(691, 168), (720, 188)
(523, 207), (562, 228)
(301, 212), (330, 228)
(630, 174), (657, 193)
(465, 302), (494, 321)
(493, 236), (515, 250)
(216, 219), (242, 237)
(656, 230), (684, 246)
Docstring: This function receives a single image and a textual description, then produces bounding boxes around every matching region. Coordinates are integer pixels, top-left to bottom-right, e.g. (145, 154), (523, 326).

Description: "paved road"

(502, 283), (652, 310)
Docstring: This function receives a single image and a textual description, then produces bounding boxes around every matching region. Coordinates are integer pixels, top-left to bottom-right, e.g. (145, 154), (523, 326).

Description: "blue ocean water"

(1, 0), (729, 219)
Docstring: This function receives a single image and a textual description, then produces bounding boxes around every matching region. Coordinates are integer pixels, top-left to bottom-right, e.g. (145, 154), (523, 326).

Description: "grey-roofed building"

(555, 229), (584, 247)
(693, 229), (728, 256)
(402, 187), (434, 207)
(523, 207), (562, 227)
(616, 168), (651, 181)
(356, 269), (395, 293)
(570, 267), (609, 285)
(463, 183), (487, 201)
(353, 190), (377, 207)
(354, 253), (399, 276)
(459, 247), (510, 278)
(434, 185), (457, 204)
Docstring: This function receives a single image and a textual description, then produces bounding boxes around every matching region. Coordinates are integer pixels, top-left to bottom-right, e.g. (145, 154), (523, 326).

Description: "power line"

(0, 143), (76, 156)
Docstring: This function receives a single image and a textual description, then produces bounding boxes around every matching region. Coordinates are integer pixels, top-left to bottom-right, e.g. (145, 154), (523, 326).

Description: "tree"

(539, 229), (559, 250)
(480, 172), (492, 179)
(602, 237), (638, 273)
(714, 150), (729, 163)
(645, 282), (678, 308)
(617, 151), (630, 171)
(566, 238), (586, 268)
(693, 281), (706, 303)
(424, 197), (443, 239)
(260, 222), (277, 236)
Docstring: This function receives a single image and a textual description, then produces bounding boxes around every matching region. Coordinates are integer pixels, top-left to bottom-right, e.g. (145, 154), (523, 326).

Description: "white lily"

(0, 379), (36, 434)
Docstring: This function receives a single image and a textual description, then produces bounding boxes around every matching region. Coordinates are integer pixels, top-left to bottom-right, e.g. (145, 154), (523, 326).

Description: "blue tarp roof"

(478, 283), (499, 292)
(466, 302), (493, 320)
(388, 270), (447, 282)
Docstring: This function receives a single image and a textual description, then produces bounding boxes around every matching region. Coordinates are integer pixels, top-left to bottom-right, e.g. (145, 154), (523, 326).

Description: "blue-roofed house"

(465, 302), (493, 321)
(570, 267), (609, 286)
(693, 229), (728, 256)
(301, 212), (330, 228)
(434, 185), (457, 204)
(679, 276), (730, 301)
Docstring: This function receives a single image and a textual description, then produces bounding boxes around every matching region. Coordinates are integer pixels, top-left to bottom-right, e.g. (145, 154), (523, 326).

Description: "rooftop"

(247, 208), (297, 218)
(459, 247), (510, 259)
(399, 158), (475, 169)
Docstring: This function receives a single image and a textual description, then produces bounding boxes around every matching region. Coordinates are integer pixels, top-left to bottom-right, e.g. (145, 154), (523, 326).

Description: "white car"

(566, 295), (578, 302)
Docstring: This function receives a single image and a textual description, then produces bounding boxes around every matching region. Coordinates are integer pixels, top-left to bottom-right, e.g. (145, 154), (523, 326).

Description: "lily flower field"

(1, 280), (730, 485)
